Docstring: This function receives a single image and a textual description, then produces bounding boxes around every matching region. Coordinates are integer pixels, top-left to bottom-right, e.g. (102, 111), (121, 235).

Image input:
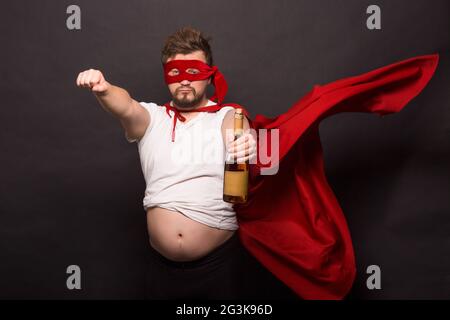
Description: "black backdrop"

(0, 0), (448, 299)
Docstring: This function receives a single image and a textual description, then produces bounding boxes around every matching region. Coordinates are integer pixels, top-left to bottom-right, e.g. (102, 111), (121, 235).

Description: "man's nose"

(180, 79), (191, 85)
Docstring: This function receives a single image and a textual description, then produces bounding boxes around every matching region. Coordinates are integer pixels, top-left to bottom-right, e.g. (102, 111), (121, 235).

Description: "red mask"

(163, 59), (228, 104)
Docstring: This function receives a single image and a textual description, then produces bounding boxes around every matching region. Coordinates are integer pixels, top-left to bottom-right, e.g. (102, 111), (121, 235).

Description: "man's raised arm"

(76, 69), (150, 141)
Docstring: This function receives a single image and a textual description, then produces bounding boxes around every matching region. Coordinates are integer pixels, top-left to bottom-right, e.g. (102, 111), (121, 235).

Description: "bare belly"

(146, 206), (235, 262)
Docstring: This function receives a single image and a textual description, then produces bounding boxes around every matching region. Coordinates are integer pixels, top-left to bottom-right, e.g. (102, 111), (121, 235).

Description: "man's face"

(166, 50), (211, 109)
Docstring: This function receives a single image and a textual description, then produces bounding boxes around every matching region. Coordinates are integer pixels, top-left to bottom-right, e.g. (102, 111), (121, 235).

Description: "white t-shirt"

(126, 100), (238, 230)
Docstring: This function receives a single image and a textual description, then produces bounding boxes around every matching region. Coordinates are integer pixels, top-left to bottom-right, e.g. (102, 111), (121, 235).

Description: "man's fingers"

(86, 70), (93, 86)
(233, 145), (256, 158)
(236, 154), (255, 164)
(231, 142), (250, 153)
(229, 132), (257, 163)
(228, 134), (256, 152)
(78, 72), (84, 87)
(77, 72), (84, 87)
(92, 72), (102, 86)
(76, 72), (81, 86)
(89, 70), (101, 87)
(86, 69), (95, 87)
(235, 133), (250, 144)
(77, 69), (103, 89)
(80, 71), (89, 87)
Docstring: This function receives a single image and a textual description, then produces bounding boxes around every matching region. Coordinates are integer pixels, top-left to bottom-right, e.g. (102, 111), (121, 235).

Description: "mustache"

(176, 87), (195, 93)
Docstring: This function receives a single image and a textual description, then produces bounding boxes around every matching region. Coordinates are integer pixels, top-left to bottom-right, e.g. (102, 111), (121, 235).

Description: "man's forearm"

(94, 84), (133, 119)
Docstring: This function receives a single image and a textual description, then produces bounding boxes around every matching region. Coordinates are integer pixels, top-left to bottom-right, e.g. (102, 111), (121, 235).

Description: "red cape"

(232, 54), (439, 299)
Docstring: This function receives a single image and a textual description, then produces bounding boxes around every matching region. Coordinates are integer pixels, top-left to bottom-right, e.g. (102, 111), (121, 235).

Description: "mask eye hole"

(186, 68), (200, 74)
(168, 69), (179, 76)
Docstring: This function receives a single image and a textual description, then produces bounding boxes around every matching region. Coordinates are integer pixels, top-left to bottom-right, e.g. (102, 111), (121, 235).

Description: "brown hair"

(161, 26), (213, 66)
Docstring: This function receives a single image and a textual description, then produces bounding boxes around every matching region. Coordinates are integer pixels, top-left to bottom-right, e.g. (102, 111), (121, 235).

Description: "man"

(76, 26), (298, 299)
(76, 23), (439, 300)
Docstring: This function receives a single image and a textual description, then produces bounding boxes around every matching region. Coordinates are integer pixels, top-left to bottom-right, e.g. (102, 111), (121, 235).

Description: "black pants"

(145, 231), (299, 300)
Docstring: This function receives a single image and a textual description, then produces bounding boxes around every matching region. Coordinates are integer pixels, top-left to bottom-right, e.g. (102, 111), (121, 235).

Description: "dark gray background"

(0, 0), (448, 299)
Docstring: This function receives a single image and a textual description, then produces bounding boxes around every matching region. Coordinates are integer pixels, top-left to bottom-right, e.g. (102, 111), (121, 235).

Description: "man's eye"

(187, 69), (199, 74)
(169, 69), (179, 76)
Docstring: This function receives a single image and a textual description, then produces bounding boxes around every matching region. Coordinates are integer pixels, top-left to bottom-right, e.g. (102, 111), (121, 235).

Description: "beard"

(172, 87), (204, 109)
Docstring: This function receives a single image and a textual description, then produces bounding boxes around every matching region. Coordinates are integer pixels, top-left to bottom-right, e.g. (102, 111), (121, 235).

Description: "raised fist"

(76, 69), (110, 93)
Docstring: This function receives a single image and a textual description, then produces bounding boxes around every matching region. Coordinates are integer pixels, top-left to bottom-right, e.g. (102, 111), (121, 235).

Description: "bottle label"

(224, 171), (249, 196)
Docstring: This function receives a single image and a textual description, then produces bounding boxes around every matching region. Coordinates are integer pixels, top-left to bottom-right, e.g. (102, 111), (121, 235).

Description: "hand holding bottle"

(226, 131), (257, 164)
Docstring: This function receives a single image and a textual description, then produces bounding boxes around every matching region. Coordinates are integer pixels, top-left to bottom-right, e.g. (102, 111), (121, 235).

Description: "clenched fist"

(76, 69), (110, 93)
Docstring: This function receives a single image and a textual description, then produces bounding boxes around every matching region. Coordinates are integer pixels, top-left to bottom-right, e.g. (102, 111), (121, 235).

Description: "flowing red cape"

(231, 54), (439, 299)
